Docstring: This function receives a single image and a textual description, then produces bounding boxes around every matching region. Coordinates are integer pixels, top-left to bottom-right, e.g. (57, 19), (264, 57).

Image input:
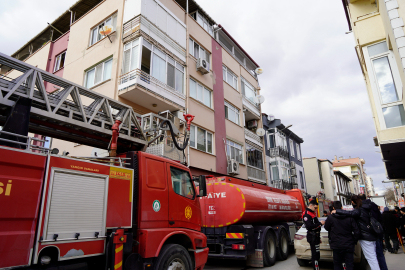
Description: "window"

(289, 139), (295, 157)
(296, 144), (301, 160)
(85, 58), (113, 88)
(271, 166), (279, 180)
(89, 13), (117, 46)
(54, 51), (66, 72)
(246, 144), (263, 169)
(190, 125), (213, 154)
(224, 101), (240, 125)
(364, 41), (404, 129)
(122, 38), (140, 74)
(267, 129), (276, 149)
(189, 38), (210, 64)
(222, 66), (238, 89)
(299, 171), (304, 189)
(241, 77), (256, 104)
(190, 11), (213, 36)
(189, 79), (212, 108)
(226, 140), (243, 163)
(170, 167), (195, 199)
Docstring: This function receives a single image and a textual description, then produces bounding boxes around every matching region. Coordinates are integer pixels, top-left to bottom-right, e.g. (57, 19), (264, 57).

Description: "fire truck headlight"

(40, 256), (51, 265)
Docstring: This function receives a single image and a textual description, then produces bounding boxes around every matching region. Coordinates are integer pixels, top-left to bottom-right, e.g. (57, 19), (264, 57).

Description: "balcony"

(269, 146), (289, 160)
(247, 166), (266, 183)
(243, 96), (260, 121)
(118, 69), (186, 112)
(273, 180), (295, 190)
(351, 170), (359, 175)
(244, 128), (263, 148)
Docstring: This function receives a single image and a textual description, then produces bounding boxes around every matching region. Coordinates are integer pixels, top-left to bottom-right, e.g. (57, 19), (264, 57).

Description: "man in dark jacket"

(382, 207), (399, 253)
(325, 201), (360, 270)
(303, 200), (325, 270)
(400, 207), (405, 237)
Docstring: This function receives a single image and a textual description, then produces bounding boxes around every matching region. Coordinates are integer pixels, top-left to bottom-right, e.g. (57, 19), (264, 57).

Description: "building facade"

(3, 0), (267, 182)
(334, 170), (353, 205)
(302, 158), (336, 201)
(332, 156), (368, 196)
(366, 176), (376, 196)
(341, 0), (405, 183)
(262, 115), (306, 190)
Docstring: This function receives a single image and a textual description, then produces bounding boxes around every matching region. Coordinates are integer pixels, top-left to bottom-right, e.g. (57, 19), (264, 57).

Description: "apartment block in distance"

(2, 0), (266, 182)
(303, 158), (337, 201)
(341, 0), (405, 182)
(262, 114), (306, 191)
(332, 156), (367, 196)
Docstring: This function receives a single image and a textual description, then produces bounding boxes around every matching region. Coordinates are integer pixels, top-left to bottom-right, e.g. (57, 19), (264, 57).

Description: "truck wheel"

(297, 258), (309, 267)
(263, 231), (276, 267)
(154, 244), (192, 270)
(276, 229), (289, 261)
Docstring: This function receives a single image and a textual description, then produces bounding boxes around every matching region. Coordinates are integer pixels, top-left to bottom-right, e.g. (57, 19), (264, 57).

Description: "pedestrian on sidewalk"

(303, 200), (325, 270)
(400, 208), (405, 238)
(382, 207), (400, 253)
(325, 201), (360, 270)
(359, 194), (388, 270)
(332, 195), (381, 270)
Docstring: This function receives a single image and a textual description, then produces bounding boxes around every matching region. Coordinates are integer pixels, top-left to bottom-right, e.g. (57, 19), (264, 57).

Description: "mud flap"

(246, 249), (263, 268)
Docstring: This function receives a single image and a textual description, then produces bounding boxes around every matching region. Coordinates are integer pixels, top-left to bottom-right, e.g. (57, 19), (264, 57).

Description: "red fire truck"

(0, 53), (208, 270)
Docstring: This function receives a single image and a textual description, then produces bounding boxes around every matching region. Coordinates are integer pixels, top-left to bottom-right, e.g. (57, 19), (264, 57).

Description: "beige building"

(332, 156), (368, 196)
(303, 158), (337, 201)
(2, 0), (267, 182)
(341, 0), (405, 182)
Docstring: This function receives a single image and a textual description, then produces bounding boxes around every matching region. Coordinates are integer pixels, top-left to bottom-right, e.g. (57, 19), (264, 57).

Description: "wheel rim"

(167, 259), (186, 270)
(281, 234), (288, 254)
(267, 236), (275, 258)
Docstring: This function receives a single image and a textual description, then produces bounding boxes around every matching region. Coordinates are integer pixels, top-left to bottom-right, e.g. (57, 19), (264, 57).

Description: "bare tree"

(385, 187), (397, 203)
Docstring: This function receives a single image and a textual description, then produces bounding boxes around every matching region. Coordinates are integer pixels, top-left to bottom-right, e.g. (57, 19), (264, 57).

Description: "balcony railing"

(351, 171), (359, 175)
(118, 68), (186, 108)
(269, 146), (289, 159)
(244, 128), (263, 147)
(273, 180), (294, 190)
(247, 166), (266, 183)
(242, 96), (260, 117)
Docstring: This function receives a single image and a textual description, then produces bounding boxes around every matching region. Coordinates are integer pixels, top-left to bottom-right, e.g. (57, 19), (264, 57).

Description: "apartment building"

(303, 158), (336, 201)
(341, 0), (405, 183)
(332, 156), (367, 196)
(334, 170), (353, 205)
(2, 0), (265, 181)
(366, 176), (376, 196)
(262, 115), (306, 190)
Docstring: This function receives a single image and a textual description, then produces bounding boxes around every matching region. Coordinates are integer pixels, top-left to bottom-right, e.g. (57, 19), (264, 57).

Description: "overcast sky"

(0, 0), (392, 194)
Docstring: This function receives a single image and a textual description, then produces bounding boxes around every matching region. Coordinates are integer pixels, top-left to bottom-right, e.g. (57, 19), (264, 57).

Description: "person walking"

(332, 195), (380, 270)
(324, 201), (360, 270)
(323, 210), (328, 217)
(303, 200), (325, 270)
(359, 194), (388, 270)
(400, 208), (405, 238)
(382, 207), (400, 253)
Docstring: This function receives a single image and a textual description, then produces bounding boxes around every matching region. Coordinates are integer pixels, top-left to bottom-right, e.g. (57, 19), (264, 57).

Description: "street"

(205, 248), (405, 270)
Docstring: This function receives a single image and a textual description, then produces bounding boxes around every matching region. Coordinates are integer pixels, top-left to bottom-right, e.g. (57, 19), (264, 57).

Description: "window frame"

(89, 13), (117, 47)
(189, 78), (212, 108)
(246, 144), (263, 170)
(226, 139), (244, 164)
(122, 38), (141, 75)
(189, 125), (213, 154)
(53, 51), (66, 72)
(169, 166), (195, 200)
(363, 41), (404, 130)
(296, 143), (301, 161)
(84, 57), (113, 89)
(189, 38), (210, 63)
(289, 139), (295, 157)
(224, 101), (240, 125)
(222, 65), (238, 90)
(241, 77), (257, 104)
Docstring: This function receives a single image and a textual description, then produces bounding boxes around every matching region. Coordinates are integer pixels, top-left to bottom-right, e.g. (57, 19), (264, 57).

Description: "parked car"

(294, 217), (367, 269)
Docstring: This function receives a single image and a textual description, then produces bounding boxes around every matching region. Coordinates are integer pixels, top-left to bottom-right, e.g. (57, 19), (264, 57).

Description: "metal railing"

(244, 128), (262, 146)
(0, 130), (50, 153)
(242, 95), (260, 110)
(273, 180), (294, 190)
(269, 146), (289, 159)
(247, 165), (266, 182)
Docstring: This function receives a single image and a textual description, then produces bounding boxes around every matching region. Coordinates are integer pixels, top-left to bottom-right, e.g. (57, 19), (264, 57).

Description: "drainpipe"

(186, 0), (190, 167)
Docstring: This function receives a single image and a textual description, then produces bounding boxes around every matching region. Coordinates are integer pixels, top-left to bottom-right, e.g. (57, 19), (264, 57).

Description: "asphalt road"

(204, 247), (405, 270)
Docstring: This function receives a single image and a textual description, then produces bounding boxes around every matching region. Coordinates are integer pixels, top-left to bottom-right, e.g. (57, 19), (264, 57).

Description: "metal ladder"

(0, 52), (147, 152)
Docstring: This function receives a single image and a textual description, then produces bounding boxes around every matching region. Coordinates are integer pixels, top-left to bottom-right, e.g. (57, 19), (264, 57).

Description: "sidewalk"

(384, 247), (405, 270)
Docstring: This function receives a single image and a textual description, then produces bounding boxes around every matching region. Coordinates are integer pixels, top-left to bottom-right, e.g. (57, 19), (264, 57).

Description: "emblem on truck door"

(185, 205), (192, 219)
(153, 200), (161, 212)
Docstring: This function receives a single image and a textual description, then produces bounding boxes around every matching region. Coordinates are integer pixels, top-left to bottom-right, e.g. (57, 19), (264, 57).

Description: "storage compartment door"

(45, 170), (109, 240)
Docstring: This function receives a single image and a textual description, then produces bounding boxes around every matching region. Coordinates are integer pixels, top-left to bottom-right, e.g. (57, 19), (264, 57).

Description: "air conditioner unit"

(227, 159), (240, 175)
(290, 161), (296, 168)
(291, 169), (297, 176)
(291, 176), (297, 184)
(247, 120), (258, 129)
(197, 58), (210, 74)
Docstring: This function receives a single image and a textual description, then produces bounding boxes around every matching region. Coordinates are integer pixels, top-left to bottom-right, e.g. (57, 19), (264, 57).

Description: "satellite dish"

(268, 115), (275, 122)
(255, 67), (263, 75)
(255, 95), (265, 104)
(256, 128), (265, 137)
(99, 25), (113, 36)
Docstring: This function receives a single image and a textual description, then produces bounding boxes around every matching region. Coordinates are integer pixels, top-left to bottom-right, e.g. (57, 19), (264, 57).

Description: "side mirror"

(198, 175), (207, 197)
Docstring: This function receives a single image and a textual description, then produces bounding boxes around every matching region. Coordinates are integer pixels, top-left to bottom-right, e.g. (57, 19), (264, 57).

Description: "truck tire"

(263, 231), (276, 267)
(276, 229), (289, 261)
(154, 244), (192, 270)
(297, 258), (309, 267)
